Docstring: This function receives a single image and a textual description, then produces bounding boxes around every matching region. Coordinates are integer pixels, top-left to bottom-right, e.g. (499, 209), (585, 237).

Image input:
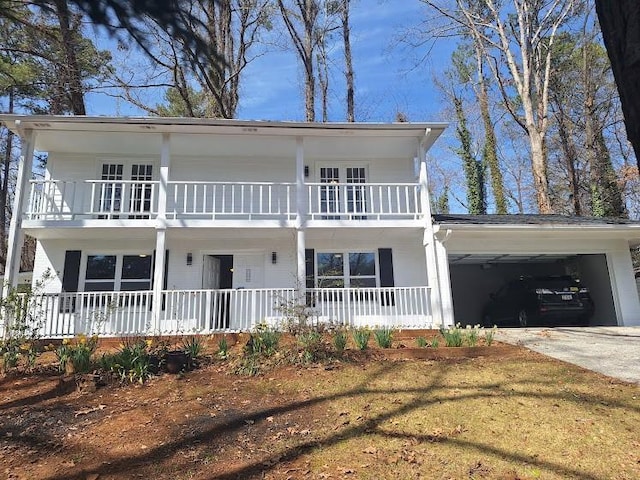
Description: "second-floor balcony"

(25, 179), (424, 225)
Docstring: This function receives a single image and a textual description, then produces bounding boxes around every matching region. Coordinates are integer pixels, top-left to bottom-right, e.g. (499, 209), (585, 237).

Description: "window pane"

(349, 253), (375, 276)
(84, 281), (115, 291)
(122, 255), (152, 279)
(350, 277), (376, 288)
(121, 281), (152, 291)
(317, 278), (344, 288)
(317, 253), (343, 276)
(86, 255), (116, 279)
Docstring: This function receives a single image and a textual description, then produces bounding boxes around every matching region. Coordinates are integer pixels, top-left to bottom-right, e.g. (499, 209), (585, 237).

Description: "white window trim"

(315, 251), (379, 288)
(79, 251), (154, 292)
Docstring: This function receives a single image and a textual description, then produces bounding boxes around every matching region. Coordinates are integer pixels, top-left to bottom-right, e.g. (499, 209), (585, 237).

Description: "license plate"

(561, 294), (573, 301)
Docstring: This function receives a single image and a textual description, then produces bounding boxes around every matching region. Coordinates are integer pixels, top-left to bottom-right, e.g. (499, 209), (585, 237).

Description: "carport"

(431, 215), (640, 328)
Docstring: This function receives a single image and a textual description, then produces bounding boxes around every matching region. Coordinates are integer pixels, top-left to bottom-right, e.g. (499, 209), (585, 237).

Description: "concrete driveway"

(495, 326), (640, 384)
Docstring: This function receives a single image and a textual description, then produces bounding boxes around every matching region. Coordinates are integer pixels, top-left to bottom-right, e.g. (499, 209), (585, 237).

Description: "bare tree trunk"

(529, 132), (552, 213)
(554, 101), (582, 215)
(52, 0), (86, 115)
(342, 0), (354, 122)
(0, 91), (13, 271)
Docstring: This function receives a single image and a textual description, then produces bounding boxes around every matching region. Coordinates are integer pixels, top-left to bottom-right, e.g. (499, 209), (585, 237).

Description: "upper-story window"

(318, 165), (368, 219)
(98, 162), (154, 217)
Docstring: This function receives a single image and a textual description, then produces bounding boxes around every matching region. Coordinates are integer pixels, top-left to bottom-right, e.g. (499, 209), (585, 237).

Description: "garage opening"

(448, 253), (617, 327)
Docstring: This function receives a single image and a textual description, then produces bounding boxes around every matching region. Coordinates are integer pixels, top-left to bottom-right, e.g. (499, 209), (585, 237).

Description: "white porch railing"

(306, 183), (422, 220)
(24, 180), (422, 222)
(166, 181), (296, 219)
(19, 286), (432, 338)
(26, 180), (159, 220)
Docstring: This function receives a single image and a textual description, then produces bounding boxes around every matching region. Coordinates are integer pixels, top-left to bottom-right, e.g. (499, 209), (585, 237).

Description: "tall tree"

(595, 1), (640, 173)
(422, 0), (577, 213)
(278, 0), (321, 121)
(341, 0), (354, 122)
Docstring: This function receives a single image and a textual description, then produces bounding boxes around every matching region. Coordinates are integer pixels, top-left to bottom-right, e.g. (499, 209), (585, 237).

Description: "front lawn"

(1, 346), (638, 479)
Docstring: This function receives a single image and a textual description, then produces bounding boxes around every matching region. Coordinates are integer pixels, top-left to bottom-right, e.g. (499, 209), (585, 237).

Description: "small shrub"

(484, 326), (497, 346)
(352, 328), (370, 351)
(415, 336), (427, 348)
(465, 325), (480, 347)
(56, 334), (99, 373)
(217, 336), (229, 359)
(440, 324), (464, 347)
(333, 330), (347, 355)
(182, 336), (205, 363)
(297, 330), (324, 363)
(373, 328), (393, 348)
(100, 338), (153, 383)
(248, 323), (280, 356)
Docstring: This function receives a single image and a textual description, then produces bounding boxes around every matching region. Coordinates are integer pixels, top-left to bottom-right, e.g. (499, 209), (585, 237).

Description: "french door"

(319, 165), (368, 219)
(98, 163), (153, 218)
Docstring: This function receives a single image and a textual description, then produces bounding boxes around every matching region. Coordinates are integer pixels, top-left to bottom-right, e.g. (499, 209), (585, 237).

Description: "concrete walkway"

(495, 326), (640, 384)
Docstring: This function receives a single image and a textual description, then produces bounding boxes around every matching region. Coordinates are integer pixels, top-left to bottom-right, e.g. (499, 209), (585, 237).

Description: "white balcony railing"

(306, 183), (422, 220)
(27, 180), (159, 220)
(24, 180), (422, 222)
(166, 181), (296, 220)
(18, 286), (432, 338)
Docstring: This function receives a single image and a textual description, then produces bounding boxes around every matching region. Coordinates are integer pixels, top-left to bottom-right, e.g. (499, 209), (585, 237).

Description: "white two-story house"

(2, 115), (640, 338)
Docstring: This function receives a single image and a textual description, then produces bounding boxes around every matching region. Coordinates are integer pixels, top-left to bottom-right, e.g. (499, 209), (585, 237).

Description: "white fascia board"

(0, 114), (447, 139)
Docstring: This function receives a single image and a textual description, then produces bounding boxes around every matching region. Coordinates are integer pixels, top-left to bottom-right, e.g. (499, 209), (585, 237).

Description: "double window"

(319, 165), (368, 219)
(83, 254), (153, 292)
(316, 252), (377, 288)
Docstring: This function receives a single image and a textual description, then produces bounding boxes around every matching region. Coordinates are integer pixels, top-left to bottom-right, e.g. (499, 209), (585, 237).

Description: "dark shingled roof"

(432, 214), (640, 226)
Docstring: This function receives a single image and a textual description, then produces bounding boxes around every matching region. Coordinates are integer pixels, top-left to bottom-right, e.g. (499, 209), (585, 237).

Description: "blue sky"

(85, 1), (456, 124)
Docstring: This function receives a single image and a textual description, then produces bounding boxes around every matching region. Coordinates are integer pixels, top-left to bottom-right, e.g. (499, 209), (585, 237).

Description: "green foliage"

(465, 325), (479, 347)
(100, 338), (154, 384)
(453, 95), (486, 215)
(352, 328), (370, 351)
(373, 328), (393, 348)
(296, 330), (324, 363)
(484, 326), (498, 346)
(217, 336), (229, 359)
(433, 186), (450, 214)
(431, 337), (440, 348)
(332, 329), (347, 355)
(55, 334), (99, 374)
(247, 323), (281, 357)
(415, 336), (428, 348)
(182, 335), (204, 362)
(440, 324), (464, 347)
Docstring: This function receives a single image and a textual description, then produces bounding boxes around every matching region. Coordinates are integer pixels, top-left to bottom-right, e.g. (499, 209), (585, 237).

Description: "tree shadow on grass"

(14, 359), (637, 480)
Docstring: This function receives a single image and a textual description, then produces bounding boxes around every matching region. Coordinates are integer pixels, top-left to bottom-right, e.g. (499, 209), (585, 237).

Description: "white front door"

(203, 255), (221, 290)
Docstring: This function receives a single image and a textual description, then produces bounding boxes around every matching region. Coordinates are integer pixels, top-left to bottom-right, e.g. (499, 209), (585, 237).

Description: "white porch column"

(152, 133), (170, 331)
(435, 231), (454, 327)
(295, 137), (307, 293)
(2, 128), (35, 299)
(606, 243), (640, 326)
(418, 138), (444, 327)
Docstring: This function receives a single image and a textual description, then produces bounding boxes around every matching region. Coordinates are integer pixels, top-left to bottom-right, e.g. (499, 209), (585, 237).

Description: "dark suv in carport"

(482, 275), (595, 327)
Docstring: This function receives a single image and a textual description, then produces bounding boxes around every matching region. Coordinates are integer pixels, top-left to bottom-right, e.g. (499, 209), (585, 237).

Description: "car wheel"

(518, 309), (528, 327)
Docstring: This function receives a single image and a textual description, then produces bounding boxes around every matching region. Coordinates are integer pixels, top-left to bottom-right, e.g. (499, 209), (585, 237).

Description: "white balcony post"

(295, 137), (307, 294)
(2, 128), (35, 302)
(418, 134), (444, 327)
(152, 133), (170, 331)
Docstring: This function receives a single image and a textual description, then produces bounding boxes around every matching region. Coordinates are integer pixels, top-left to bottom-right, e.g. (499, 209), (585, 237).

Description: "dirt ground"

(1, 342), (638, 480)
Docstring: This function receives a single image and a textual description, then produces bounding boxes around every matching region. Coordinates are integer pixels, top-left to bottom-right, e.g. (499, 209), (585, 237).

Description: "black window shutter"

(305, 249), (315, 288)
(305, 249), (315, 306)
(378, 248), (395, 306)
(61, 250), (81, 313)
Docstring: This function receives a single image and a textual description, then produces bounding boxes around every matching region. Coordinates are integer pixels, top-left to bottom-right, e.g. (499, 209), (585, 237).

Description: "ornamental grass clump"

(484, 325), (498, 346)
(352, 328), (370, 351)
(415, 336), (428, 348)
(373, 328), (394, 348)
(440, 324), (464, 347)
(333, 329), (347, 355)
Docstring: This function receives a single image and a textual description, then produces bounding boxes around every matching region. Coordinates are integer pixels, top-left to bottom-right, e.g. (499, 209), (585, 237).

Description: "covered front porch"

(22, 286), (433, 338)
